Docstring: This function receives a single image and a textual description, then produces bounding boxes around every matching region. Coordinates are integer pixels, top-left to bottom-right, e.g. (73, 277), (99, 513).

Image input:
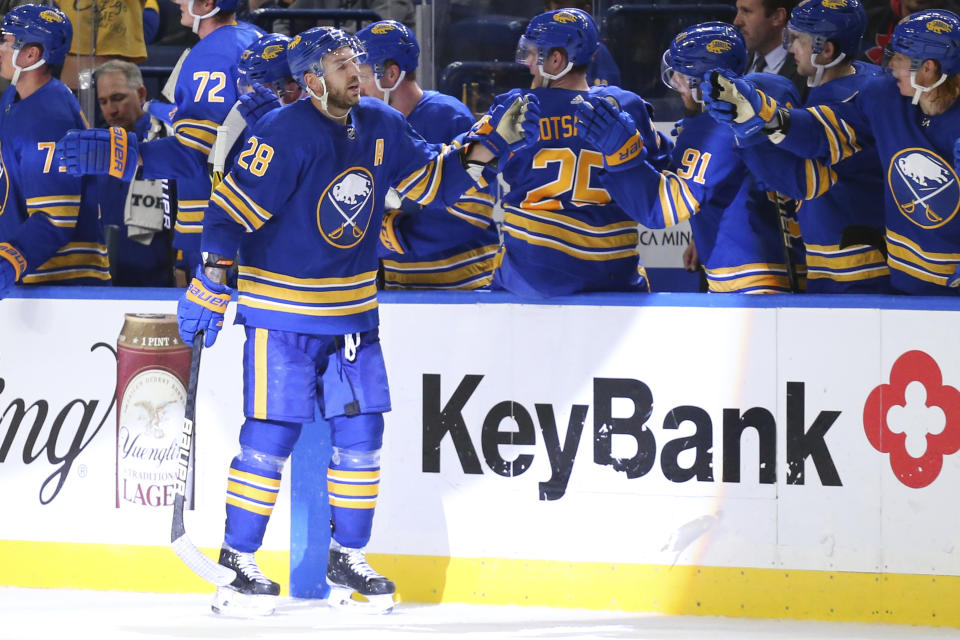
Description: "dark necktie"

(754, 54), (767, 73)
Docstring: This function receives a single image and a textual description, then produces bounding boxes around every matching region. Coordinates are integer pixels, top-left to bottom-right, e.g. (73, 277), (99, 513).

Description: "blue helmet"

(238, 33), (293, 93)
(287, 27), (367, 89)
(887, 9), (960, 75)
(356, 20), (419, 74)
(661, 22), (747, 92)
(2, 4), (72, 67)
(516, 8), (599, 76)
(785, 0), (867, 61)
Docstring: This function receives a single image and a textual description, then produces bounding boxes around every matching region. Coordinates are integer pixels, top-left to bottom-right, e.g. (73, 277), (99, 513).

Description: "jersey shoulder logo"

(317, 167), (375, 248)
(888, 148), (960, 229)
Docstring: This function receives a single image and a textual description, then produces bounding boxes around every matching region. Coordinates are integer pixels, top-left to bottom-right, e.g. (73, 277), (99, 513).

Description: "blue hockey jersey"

(600, 73), (804, 293)
(774, 73), (960, 295)
(378, 90), (500, 290)
(496, 84), (673, 297)
(741, 61), (890, 293)
(139, 21), (261, 255)
(202, 96), (480, 334)
(0, 79), (108, 285)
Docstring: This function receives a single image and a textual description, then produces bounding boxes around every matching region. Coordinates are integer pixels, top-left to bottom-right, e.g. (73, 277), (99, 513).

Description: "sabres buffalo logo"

(371, 23), (398, 35)
(554, 11), (578, 23)
(822, 0), (847, 8)
(318, 167), (376, 248)
(706, 39), (732, 54)
(40, 9), (63, 22)
(927, 19), (953, 34)
(289, 35), (302, 49)
(240, 50), (253, 61)
(888, 148), (960, 229)
(262, 44), (284, 60)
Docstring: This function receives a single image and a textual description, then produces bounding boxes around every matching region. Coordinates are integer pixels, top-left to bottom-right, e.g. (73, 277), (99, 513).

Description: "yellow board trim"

(5, 542), (960, 627)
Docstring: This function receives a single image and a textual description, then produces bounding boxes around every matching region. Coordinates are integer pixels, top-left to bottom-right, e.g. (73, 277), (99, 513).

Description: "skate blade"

(326, 586), (395, 615)
(211, 586), (277, 617)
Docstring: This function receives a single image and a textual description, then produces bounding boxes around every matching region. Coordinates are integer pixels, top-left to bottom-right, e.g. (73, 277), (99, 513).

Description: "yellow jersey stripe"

(226, 495), (274, 516)
(327, 481), (379, 497)
(239, 266), (377, 289)
(229, 468), (282, 489)
(227, 480), (278, 504)
(237, 296), (379, 317)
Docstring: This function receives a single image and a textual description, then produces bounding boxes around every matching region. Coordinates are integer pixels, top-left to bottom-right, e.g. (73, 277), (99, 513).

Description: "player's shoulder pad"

(745, 72), (801, 109)
(420, 90), (474, 120)
(589, 84), (653, 120)
(28, 78), (85, 137)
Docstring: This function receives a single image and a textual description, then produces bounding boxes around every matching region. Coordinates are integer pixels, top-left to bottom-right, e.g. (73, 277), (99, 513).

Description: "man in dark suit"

(734, 0), (809, 99)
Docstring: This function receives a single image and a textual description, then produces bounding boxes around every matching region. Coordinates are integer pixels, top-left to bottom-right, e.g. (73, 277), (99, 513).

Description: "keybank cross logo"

(863, 350), (960, 488)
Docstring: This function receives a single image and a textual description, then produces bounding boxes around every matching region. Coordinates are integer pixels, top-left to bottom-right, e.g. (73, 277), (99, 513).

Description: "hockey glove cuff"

(0, 242), (25, 298)
(238, 83), (282, 130)
(178, 267), (232, 348)
(56, 127), (140, 181)
(575, 96), (645, 170)
(379, 209), (407, 255)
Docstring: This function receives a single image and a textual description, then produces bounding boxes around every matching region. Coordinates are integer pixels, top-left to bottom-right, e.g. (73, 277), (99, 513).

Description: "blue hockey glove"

(0, 242), (26, 299)
(238, 83), (282, 130)
(56, 127), (139, 181)
(670, 119), (684, 138)
(701, 69), (779, 138)
(465, 93), (541, 156)
(954, 136), (960, 176)
(177, 267), (232, 347)
(575, 96), (645, 171)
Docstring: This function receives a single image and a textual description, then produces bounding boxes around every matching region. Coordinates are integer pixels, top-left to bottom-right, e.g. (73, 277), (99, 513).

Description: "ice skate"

(211, 545), (280, 617)
(326, 544), (396, 614)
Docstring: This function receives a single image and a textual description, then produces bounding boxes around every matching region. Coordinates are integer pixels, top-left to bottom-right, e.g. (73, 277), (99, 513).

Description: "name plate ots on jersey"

(422, 374), (842, 501)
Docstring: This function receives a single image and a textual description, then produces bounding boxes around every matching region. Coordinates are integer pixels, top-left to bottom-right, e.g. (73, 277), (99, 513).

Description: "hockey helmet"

(238, 33), (293, 95)
(516, 8), (598, 83)
(784, 0), (867, 85)
(661, 22), (747, 96)
(287, 27), (366, 88)
(887, 9), (960, 75)
(356, 20), (419, 75)
(1, 4), (72, 67)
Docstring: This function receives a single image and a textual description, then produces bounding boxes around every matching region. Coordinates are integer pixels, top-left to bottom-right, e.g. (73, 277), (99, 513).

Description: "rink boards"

(3, 288), (960, 626)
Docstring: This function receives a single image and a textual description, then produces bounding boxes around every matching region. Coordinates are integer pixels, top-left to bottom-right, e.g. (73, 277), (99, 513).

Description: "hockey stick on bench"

(171, 332), (237, 586)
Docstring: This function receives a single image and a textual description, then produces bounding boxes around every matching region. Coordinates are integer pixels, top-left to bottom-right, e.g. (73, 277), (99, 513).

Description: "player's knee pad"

(238, 418), (302, 459)
(329, 412), (383, 452)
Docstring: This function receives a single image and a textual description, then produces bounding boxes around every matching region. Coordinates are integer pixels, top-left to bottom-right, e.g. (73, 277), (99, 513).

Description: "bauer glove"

(575, 95), (645, 171)
(238, 83), (282, 130)
(56, 127), (139, 181)
(0, 242), (26, 299)
(701, 69), (780, 139)
(466, 93), (541, 156)
(177, 267), (232, 347)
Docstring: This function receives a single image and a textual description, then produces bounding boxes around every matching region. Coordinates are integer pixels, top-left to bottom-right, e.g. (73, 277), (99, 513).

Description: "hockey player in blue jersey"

(0, 5), (110, 293)
(577, 22), (805, 293)
(736, 0), (891, 293)
(703, 9), (960, 295)
(167, 28), (538, 615)
(56, 0), (262, 285)
(493, 8), (674, 296)
(356, 20), (500, 290)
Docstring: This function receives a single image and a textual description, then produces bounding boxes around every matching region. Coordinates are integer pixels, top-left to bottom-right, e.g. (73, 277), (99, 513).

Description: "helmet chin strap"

(537, 61), (573, 88)
(307, 75), (351, 121)
(375, 69), (404, 106)
(808, 51), (846, 87)
(910, 69), (948, 105)
(187, 0), (220, 34)
(11, 47), (45, 86)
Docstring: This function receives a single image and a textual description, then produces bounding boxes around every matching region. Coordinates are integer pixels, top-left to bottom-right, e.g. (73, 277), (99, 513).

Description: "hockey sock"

(328, 413), (384, 549)
(224, 419), (301, 553)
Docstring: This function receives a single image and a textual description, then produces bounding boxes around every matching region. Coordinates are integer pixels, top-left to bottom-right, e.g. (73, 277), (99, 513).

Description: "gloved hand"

(575, 96), (645, 170)
(238, 83), (282, 130)
(55, 127), (139, 181)
(701, 69), (779, 138)
(670, 119), (684, 138)
(465, 93), (541, 156)
(0, 242), (25, 299)
(954, 136), (960, 176)
(177, 267), (232, 347)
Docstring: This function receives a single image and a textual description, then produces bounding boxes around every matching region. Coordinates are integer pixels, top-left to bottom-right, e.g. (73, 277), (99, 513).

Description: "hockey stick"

(171, 332), (237, 586)
(773, 193), (799, 293)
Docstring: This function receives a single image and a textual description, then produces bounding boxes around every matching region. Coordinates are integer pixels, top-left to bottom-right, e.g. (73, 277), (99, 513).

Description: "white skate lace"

(344, 549), (382, 580)
(236, 551), (271, 584)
